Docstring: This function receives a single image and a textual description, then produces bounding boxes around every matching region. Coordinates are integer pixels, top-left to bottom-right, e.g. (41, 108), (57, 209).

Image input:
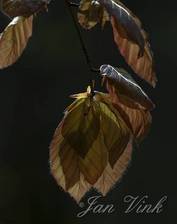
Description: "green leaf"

(62, 98), (100, 158)
(95, 92), (131, 167)
(49, 90), (134, 202)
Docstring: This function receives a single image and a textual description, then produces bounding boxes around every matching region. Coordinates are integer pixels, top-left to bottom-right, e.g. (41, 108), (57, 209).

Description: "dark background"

(0, 0), (176, 223)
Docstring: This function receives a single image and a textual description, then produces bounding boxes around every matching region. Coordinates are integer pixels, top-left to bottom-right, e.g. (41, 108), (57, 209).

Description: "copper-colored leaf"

(78, 0), (157, 86)
(1, 0), (49, 18)
(113, 102), (152, 143)
(97, 0), (156, 86)
(100, 64), (155, 110)
(0, 16), (33, 69)
(111, 15), (157, 87)
(98, 0), (145, 52)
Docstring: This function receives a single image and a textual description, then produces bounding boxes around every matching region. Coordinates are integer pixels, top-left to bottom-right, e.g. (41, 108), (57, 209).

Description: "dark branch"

(65, 0), (100, 94)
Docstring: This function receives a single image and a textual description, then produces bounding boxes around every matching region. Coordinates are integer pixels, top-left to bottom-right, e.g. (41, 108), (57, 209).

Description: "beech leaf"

(113, 102), (152, 143)
(100, 64), (155, 110)
(78, 0), (109, 29)
(61, 97), (100, 158)
(49, 89), (132, 202)
(77, 0), (157, 87)
(0, 16), (33, 69)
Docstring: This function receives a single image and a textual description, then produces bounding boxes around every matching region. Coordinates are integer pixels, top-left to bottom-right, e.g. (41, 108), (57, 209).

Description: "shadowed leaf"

(1, 0), (50, 18)
(111, 15), (156, 87)
(77, 0), (157, 86)
(78, 0), (109, 29)
(100, 64), (155, 110)
(98, 0), (157, 86)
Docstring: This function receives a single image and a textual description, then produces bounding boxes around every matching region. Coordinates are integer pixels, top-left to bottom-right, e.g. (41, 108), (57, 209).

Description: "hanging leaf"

(100, 64), (155, 110)
(98, 0), (157, 87)
(110, 15), (156, 87)
(49, 89), (132, 202)
(0, 16), (33, 69)
(78, 0), (109, 29)
(77, 0), (157, 87)
(1, 0), (50, 18)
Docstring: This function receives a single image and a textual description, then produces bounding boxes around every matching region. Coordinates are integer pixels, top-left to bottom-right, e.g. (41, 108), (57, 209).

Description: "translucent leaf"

(1, 0), (50, 18)
(113, 102), (152, 143)
(62, 98), (100, 158)
(77, 0), (157, 86)
(94, 139), (133, 195)
(97, 91), (152, 143)
(97, 98), (130, 167)
(111, 15), (157, 87)
(0, 16), (33, 69)
(50, 124), (132, 201)
(49, 90), (133, 202)
(100, 64), (155, 110)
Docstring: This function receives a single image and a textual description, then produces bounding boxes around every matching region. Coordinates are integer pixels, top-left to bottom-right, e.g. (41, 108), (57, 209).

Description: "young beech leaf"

(111, 15), (156, 87)
(1, 0), (50, 18)
(100, 64), (155, 111)
(49, 90), (132, 202)
(113, 102), (152, 143)
(61, 98), (101, 158)
(96, 94), (130, 167)
(96, 91), (152, 144)
(0, 16), (33, 69)
(98, 0), (157, 87)
(78, 0), (109, 29)
(77, 0), (157, 87)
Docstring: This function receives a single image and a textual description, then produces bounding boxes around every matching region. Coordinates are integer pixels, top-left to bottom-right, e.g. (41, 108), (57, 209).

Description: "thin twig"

(65, 0), (99, 93)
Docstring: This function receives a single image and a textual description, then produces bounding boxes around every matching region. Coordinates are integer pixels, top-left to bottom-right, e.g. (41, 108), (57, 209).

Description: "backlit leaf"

(96, 95), (131, 167)
(62, 98), (100, 158)
(77, 0), (157, 87)
(0, 16), (33, 69)
(111, 15), (157, 87)
(49, 90), (133, 202)
(113, 101), (152, 143)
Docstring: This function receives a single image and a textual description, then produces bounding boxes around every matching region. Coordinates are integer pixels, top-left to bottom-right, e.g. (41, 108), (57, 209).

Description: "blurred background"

(0, 0), (176, 223)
